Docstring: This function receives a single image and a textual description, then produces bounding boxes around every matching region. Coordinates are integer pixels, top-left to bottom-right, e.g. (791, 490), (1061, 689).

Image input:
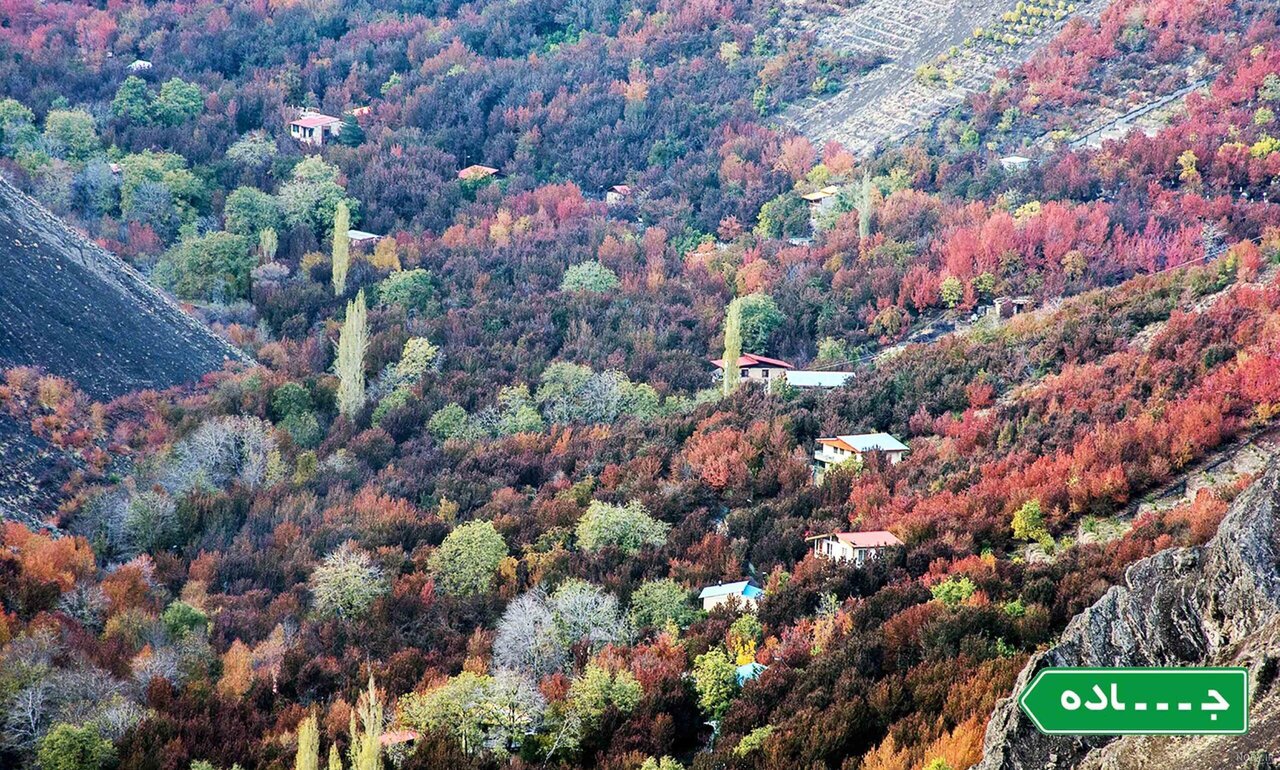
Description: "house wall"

(702, 593), (756, 612)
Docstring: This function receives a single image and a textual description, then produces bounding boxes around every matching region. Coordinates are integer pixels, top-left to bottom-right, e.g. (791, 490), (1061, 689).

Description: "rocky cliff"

(977, 459), (1280, 770)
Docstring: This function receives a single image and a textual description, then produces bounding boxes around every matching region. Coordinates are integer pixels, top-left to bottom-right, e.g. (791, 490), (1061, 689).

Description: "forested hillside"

(2, 0), (1280, 768)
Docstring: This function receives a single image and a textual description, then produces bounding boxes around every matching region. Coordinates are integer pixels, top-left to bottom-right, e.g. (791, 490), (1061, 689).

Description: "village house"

(806, 531), (903, 566)
(458, 164), (500, 182)
(782, 369), (854, 389)
(127, 59), (152, 73)
(290, 112), (342, 147)
(347, 229), (381, 247)
(813, 432), (908, 477)
(605, 184), (632, 205)
(999, 155), (1032, 172)
(698, 580), (763, 612)
(710, 353), (793, 386)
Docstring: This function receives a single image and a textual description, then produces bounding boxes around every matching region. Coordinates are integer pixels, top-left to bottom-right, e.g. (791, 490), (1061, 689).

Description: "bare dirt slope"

(0, 176), (244, 401)
(0, 176), (247, 524)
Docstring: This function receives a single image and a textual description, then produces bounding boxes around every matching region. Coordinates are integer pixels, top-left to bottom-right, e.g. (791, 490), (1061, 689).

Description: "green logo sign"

(1019, 667), (1248, 735)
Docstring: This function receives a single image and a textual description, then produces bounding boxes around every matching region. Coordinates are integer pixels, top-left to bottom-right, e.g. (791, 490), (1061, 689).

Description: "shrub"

(428, 521), (507, 596)
(153, 232), (254, 301)
(560, 261), (620, 293)
(575, 500), (670, 555)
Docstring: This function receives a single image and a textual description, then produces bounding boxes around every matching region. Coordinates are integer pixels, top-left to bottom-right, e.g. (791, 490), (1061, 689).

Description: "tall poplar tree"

(722, 298), (743, 396)
(335, 291), (368, 418)
(332, 201), (351, 296)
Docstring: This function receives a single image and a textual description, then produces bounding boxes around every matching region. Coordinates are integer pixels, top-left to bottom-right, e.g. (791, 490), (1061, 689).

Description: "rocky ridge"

(978, 458), (1280, 769)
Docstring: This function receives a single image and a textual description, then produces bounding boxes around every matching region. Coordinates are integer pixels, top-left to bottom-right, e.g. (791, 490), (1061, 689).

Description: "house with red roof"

(709, 352), (793, 386)
(606, 184), (632, 205)
(805, 530), (903, 566)
(289, 112), (342, 147)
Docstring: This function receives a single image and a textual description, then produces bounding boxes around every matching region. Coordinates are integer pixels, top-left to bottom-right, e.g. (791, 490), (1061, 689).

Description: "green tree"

(43, 109), (100, 163)
(629, 578), (695, 630)
(429, 521), (507, 596)
(227, 131), (278, 170)
(118, 150), (205, 219)
(111, 75), (153, 123)
(162, 600), (208, 639)
(349, 676), (384, 770)
(692, 647), (738, 719)
(400, 671), (544, 756)
(428, 403), (473, 441)
(152, 77), (203, 125)
(575, 500), (670, 555)
(566, 663), (642, 726)
(0, 98), (37, 154)
(736, 293), (784, 352)
(224, 186), (282, 236)
(721, 298), (743, 396)
(332, 201), (351, 296)
(310, 542), (387, 619)
(296, 712), (320, 770)
(1012, 498), (1053, 547)
(153, 231), (254, 301)
(930, 576), (976, 607)
(561, 261), (621, 293)
(335, 114), (365, 146)
(940, 276), (964, 308)
(37, 723), (114, 770)
(260, 227), (279, 263)
(377, 268), (435, 312)
(857, 169), (874, 239)
(335, 291), (369, 419)
(641, 758), (685, 770)
(754, 191), (808, 238)
(279, 156), (353, 235)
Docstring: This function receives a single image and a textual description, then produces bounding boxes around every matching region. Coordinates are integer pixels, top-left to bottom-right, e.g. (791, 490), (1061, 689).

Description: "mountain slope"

(978, 456), (1280, 769)
(0, 175), (244, 401)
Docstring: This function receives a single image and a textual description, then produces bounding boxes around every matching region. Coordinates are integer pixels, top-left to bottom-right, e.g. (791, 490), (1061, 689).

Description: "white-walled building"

(813, 432), (908, 476)
(806, 531), (903, 566)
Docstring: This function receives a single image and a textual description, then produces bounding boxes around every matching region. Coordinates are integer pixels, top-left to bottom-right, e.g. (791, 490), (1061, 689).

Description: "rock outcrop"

(978, 458), (1280, 770)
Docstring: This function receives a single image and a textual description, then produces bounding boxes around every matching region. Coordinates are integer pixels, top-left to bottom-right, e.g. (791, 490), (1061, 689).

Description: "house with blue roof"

(698, 580), (763, 611)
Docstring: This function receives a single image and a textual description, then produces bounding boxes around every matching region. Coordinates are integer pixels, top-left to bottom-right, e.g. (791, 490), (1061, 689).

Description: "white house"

(606, 184), (632, 205)
(813, 432), (908, 476)
(290, 112), (342, 147)
(806, 531), (903, 566)
(999, 155), (1032, 172)
(347, 229), (381, 246)
(127, 59), (153, 73)
(698, 580), (763, 611)
(783, 370), (854, 389)
(710, 353), (793, 386)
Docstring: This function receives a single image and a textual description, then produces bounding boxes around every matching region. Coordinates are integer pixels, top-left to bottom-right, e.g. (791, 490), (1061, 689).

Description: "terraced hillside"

(781, 0), (1108, 154)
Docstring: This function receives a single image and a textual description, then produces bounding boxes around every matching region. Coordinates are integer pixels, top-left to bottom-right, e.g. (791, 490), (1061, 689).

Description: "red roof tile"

(709, 353), (794, 370)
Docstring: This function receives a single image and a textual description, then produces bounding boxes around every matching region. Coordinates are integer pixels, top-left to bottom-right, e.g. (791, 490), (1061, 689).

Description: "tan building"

(458, 164), (500, 182)
(806, 531), (903, 566)
(813, 432), (908, 477)
(710, 353), (793, 386)
(606, 184), (632, 205)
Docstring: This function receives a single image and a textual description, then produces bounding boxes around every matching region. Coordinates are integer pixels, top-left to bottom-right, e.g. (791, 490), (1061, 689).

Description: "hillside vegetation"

(1, 0), (1280, 769)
